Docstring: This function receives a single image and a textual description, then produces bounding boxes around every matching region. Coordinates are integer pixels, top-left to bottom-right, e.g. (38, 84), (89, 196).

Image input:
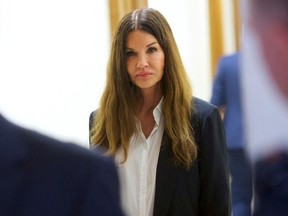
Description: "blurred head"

(250, 0), (288, 98)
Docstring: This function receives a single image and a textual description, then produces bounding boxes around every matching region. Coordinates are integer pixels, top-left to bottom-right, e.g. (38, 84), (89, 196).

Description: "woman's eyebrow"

(126, 41), (158, 50)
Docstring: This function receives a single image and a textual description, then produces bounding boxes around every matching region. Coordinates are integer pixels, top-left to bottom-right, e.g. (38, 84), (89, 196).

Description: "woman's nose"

(136, 54), (148, 69)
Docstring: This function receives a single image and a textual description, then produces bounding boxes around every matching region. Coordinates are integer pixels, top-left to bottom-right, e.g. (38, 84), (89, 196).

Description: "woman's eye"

(126, 51), (135, 57)
(147, 47), (157, 53)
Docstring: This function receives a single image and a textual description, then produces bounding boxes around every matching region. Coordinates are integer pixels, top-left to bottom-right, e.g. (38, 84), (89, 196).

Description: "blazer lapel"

(153, 134), (178, 216)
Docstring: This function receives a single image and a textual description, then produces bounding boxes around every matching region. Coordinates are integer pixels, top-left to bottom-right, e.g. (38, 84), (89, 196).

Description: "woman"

(90, 7), (231, 216)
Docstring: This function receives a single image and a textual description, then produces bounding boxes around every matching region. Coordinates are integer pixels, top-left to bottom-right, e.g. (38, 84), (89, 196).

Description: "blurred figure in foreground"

(247, 0), (288, 215)
(0, 113), (124, 216)
(211, 52), (253, 216)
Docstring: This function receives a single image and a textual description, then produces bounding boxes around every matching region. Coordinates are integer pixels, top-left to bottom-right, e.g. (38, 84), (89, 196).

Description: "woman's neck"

(140, 87), (162, 114)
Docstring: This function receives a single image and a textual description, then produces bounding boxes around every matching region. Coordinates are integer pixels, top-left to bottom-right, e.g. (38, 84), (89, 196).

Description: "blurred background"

(0, 0), (241, 146)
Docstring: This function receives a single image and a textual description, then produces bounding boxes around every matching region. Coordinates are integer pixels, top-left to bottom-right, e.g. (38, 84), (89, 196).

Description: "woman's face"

(125, 30), (165, 92)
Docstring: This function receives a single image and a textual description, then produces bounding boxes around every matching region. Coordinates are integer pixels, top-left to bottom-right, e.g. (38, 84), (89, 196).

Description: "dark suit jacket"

(0, 114), (124, 216)
(253, 151), (288, 216)
(90, 97), (231, 216)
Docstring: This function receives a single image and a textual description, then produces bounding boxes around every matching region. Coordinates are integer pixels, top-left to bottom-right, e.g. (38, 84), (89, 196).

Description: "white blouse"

(115, 99), (164, 216)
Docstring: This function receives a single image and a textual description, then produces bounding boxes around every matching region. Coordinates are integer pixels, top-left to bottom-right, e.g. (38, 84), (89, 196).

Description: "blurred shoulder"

(2, 115), (114, 167)
(220, 52), (240, 64)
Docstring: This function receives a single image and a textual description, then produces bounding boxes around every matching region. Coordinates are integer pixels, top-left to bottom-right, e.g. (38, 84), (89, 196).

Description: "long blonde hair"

(91, 8), (197, 169)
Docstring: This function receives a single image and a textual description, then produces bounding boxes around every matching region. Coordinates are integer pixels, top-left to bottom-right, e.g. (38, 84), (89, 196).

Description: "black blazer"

(90, 97), (231, 216)
(0, 114), (124, 216)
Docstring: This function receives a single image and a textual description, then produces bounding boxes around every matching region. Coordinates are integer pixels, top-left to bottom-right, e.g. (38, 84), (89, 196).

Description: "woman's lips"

(136, 71), (153, 79)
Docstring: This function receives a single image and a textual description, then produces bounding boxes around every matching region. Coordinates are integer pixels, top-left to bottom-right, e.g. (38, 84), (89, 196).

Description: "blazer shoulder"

(192, 97), (219, 120)
(191, 97), (221, 137)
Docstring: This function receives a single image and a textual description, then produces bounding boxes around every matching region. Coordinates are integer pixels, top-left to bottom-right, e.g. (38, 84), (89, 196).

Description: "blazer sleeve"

(195, 100), (231, 215)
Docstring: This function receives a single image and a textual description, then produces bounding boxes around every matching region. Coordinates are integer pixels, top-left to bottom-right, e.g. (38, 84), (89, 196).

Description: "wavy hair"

(91, 8), (197, 168)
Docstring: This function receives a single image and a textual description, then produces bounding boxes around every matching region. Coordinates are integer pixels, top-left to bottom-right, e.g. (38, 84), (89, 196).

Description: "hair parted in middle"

(91, 7), (197, 169)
